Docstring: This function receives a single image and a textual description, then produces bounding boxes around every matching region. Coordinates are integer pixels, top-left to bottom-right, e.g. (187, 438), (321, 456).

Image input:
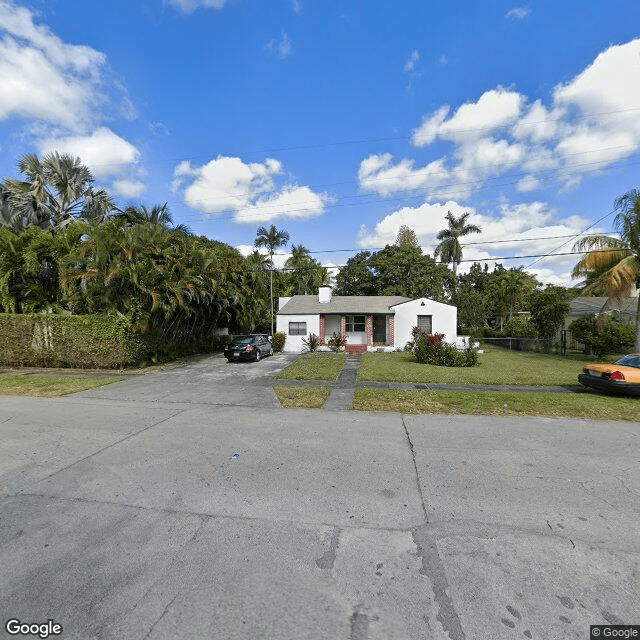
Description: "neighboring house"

(564, 296), (638, 348)
(276, 286), (458, 353)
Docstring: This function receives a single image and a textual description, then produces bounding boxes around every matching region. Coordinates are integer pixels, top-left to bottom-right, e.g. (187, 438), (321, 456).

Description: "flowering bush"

(412, 328), (478, 367)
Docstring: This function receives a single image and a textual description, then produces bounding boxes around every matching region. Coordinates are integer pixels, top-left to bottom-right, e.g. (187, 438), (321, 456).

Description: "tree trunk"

(269, 262), (274, 336)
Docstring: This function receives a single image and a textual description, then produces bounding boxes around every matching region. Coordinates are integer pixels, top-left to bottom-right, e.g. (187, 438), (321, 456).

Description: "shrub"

(570, 313), (635, 358)
(301, 333), (320, 352)
(412, 328), (478, 367)
(0, 313), (150, 368)
(327, 332), (347, 351)
(501, 316), (538, 338)
(272, 331), (286, 352)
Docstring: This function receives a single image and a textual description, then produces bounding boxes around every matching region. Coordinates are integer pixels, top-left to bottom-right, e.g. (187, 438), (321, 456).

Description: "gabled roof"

(569, 296), (638, 319)
(277, 295), (411, 315)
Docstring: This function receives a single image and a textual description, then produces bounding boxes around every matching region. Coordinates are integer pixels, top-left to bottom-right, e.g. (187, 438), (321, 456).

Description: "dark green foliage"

(0, 313), (149, 368)
(301, 333), (320, 352)
(570, 314), (635, 358)
(501, 316), (538, 338)
(527, 287), (571, 339)
(335, 245), (454, 301)
(413, 329), (478, 367)
(334, 251), (376, 295)
(272, 332), (286, 352)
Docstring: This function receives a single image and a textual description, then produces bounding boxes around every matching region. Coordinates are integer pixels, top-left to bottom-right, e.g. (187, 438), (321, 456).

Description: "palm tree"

(115, 203), (192, 234)
(284, 244), (328, 295)
(572, 188), (640, 351)
(2, 152), (115, 229)
(434, 211), (481, 275)
(255, 224), (289, 334)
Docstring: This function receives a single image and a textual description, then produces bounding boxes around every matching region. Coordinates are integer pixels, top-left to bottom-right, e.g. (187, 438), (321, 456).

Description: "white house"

(276, 286), (458, 354)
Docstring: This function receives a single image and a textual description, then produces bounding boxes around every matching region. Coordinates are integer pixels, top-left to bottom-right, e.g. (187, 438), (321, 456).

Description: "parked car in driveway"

(224, 335), (273, 362)
(578, 354), (640, 396)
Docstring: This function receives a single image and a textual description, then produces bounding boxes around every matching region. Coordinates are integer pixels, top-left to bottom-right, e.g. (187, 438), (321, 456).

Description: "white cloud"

(505, 7), (531, 20)
(404, 50), (419, 74)
(412, 88), (524, 145)
(165, 0), (228, 13)
(38, 127), (140, 179)
(358, 153), (449, 197)
(292, 0), (302, 14)
(265, 33), (292, 59)
(236, 186), (326, 223)
(516, 175), (540, 192)
(357, 198), (592, 283)
(112, 178), (147, 198)
(0, 0), (106, 129)
(360, 38), (640, 199)
(175, 155), (328, 223)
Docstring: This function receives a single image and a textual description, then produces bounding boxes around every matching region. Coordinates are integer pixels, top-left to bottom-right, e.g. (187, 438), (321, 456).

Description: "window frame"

(288, 321), (307, 336)
(345, 315), (366, 332)
(417, 315), (432, 333)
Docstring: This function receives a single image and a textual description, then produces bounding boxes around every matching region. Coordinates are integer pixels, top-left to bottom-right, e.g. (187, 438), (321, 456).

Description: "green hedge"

(0, 314), (150, 369)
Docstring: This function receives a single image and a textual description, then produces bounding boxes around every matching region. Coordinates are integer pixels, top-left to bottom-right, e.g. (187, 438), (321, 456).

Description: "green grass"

(358, 346), (605, 386)
(276, 352), (347, 381)
(0, 373), (123, 397)
(353, 388), (639, 420)
(273, 385), (331, 408)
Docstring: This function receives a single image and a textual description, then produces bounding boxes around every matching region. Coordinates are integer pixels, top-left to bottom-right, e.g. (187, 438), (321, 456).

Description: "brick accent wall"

(340, 316), (346, 337)
(389, 315), (395, 345)
(319, 316), (326, 345)
(365, 315), (373, 346)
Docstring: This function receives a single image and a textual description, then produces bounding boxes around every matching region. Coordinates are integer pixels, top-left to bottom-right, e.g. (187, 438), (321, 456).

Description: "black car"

(224, 335), (273, 362)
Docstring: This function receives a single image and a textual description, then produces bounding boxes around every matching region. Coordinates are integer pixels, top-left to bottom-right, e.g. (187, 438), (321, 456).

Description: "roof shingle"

(277, 295), (411, 315)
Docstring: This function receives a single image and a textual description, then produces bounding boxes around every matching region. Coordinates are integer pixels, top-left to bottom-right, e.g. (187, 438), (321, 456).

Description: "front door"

(373, 315), (387, 344)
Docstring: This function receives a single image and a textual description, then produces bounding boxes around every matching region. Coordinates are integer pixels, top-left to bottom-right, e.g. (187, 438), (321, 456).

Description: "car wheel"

(255, 350), (261, 362)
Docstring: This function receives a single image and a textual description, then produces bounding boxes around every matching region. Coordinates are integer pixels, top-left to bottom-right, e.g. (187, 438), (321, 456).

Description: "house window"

(417, 315), (432, 333)
(345, 315), (366, 332)
(289, 321), (307, 335)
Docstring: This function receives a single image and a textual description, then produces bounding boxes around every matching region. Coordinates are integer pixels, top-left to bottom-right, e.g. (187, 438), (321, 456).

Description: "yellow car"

(578, 354), (640, 396)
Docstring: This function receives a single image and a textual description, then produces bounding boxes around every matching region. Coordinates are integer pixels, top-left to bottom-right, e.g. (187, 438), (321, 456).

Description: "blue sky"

(1, 0), (640, 285)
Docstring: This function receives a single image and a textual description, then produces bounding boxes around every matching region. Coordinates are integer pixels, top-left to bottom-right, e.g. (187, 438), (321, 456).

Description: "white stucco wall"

(276, 314), (320, 352)
(392, 299), (457, 348)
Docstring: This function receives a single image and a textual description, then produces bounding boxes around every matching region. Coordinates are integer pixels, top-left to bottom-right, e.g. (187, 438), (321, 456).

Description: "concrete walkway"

(321, 355), (362, 410)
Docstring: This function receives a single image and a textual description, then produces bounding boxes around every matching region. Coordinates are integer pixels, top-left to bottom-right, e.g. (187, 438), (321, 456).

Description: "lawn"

(273, 385), (332, 408)
(0, 373), (123, 397)
(276, 352), (347, 381)
(358, 346), (603, 386)
(354, 388), (640, 420)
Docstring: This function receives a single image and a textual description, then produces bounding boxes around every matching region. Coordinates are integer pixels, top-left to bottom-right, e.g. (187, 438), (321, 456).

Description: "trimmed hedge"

(0, 314), (150, 369)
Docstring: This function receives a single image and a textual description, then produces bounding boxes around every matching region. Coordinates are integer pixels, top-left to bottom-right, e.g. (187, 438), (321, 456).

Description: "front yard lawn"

(358, 347), (600, 386)
(273, 386), (331, 408)
(0, 373), (123, 397)
(354, 388), (639, 420)
(277, 352), (347, 381)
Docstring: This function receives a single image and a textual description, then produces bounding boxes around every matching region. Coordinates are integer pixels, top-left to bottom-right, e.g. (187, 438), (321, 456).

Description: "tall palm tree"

(2, 152), (115, 229)
(255, 224), (289, 334)
(434, 211), (481, 275)
(572, 188), (640, 351)
(284, 244), (328, 295)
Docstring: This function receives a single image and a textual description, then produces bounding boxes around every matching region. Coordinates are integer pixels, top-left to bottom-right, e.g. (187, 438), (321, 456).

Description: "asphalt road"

(1, 353), (639, 639)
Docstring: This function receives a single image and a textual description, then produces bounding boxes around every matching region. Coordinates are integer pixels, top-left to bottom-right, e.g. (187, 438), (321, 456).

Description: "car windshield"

(237, 337), (256, 344)
(615, 355), (640, 368)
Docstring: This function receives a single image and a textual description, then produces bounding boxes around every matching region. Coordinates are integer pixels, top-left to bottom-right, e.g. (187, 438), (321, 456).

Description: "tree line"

(2, 152), (639, 352)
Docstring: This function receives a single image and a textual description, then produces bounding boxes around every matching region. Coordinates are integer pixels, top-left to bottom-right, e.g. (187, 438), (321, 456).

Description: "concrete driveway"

(1, 354), (639, 639)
